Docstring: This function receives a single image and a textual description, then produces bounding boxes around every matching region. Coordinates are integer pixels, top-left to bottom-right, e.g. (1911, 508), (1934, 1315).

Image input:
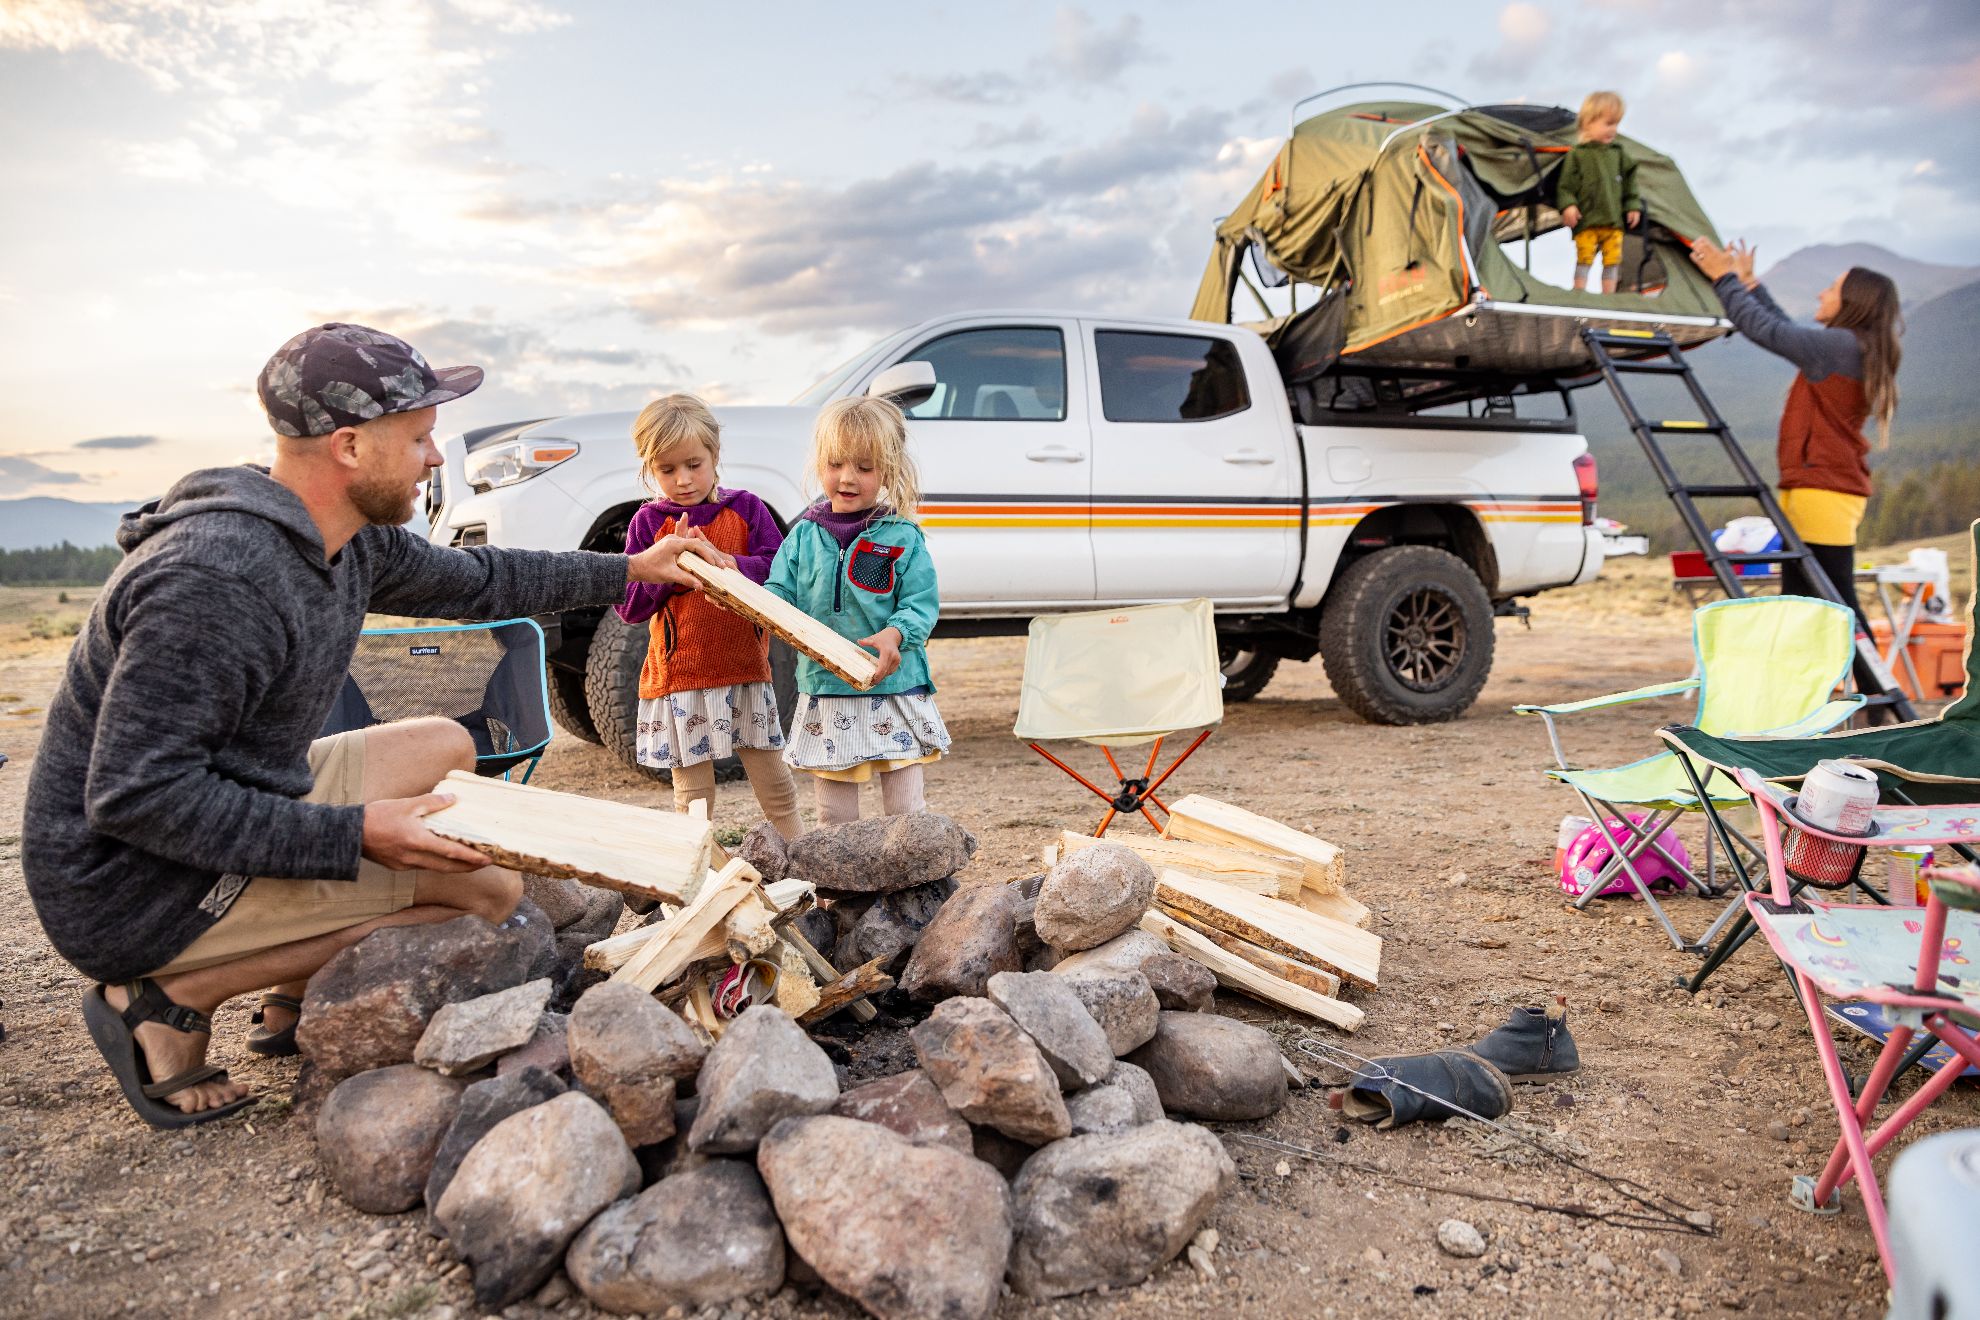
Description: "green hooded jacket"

(763, 508), (939, 697)
(1556, 140), (1642, 231)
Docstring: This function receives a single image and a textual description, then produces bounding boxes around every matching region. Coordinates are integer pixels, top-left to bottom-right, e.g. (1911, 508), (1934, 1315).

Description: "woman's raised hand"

(1728, 239), (1759, 289)
(1688, 237), (1735, 280)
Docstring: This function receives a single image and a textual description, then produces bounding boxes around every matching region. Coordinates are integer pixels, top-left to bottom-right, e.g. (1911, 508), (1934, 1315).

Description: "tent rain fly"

(1192, 99), (1732, 390)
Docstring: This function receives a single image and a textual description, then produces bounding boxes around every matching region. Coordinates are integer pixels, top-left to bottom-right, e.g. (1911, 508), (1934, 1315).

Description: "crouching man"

(22, 324), (733, 1127)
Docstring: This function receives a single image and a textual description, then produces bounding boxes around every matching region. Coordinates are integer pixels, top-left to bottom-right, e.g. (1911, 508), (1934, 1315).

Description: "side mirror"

(865, 361), (938, 411)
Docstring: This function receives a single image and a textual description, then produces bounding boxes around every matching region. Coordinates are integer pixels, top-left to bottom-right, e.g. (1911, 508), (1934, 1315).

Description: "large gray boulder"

(899, 882), (1024, 1002)
(849, 875), (957, 969)
(1058, 967), (1161, 1056)
(1033, 845), (1156, 951)
(831, 1070), (973, 1153)
(316, 1064), (465, 1214)
(986, 970), (1112, 1091)
(758, 1116), (1011, 1320)
(296, 906), (554, 1079)
(422, 1067), (566, 1226)
(1048, 928), (1169, 979)
(433, 1092), (641, 1309)
(1141, 951), (1217, 1011)
(786, 812), (977, 894)
(1127, 1011), (1287, 1121)
(566, 1160), (786, 1314)
(910, 997), (1069, 1145)
(413, 977), (552, 1076)
(568, 982), (706, 1147)
(686, 1006), (838, 1154)
(1064, 1061), (1165, 1136)
(1007, 1120), (1235, 1298)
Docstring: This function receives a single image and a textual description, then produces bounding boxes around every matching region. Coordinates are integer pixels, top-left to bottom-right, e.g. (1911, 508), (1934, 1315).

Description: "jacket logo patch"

(848, 539), (903, 595)
(409, 644), (440, 656)
(198, 873), (252, 918)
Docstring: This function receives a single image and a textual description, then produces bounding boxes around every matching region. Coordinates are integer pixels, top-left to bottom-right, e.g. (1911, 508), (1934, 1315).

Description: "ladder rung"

(1651, 420), (1724, 433)
(1678, 484), (1764, 499)
(1720, 552), (1801, 565)
(1610, 359), (1687, 374)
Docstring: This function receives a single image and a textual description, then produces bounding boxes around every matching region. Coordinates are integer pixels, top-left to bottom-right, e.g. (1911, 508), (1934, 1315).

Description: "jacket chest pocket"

(847, 539), (903, 595)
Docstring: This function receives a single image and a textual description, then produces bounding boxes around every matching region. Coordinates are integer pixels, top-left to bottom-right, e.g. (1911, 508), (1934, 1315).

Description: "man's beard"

(351, 471), (418, 525)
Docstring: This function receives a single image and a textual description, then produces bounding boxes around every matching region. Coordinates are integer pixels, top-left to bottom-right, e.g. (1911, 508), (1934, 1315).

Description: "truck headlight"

(465, 439), (580, 492)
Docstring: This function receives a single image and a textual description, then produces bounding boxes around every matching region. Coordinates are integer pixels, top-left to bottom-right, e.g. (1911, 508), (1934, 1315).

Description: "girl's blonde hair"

(810, 395), (921, 522)
(1578, 90), (1624, 134)
(632, 393), (720, 490)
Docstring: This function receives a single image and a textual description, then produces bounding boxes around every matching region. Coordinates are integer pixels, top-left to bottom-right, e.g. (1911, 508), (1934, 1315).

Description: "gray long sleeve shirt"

(22, 465), (629, 984)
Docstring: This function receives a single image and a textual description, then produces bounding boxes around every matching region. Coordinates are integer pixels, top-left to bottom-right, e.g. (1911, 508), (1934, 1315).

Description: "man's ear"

(326, 424), (366, 471)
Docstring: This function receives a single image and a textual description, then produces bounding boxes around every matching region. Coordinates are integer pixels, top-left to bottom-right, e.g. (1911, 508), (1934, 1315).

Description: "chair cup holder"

(1780, 795), (1878, 889)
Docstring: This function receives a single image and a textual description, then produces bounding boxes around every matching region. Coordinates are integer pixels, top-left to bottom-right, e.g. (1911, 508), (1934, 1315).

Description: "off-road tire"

(1216, 637), (1281, 702)
(585, 609), (801, 782)
(1319, 545), (1494, 725)
(547, 660), (601, 743)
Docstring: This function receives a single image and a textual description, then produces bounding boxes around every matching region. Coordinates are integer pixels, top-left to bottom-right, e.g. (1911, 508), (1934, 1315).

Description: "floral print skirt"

(783, 690), (951, 773)
(635, 681), (785, 769)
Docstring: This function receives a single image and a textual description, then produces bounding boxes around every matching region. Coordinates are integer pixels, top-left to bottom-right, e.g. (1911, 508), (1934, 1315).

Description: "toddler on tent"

(617, 393), (803, 842)
(1558, 90), (1642, 293)
(767, 395), (950, 823)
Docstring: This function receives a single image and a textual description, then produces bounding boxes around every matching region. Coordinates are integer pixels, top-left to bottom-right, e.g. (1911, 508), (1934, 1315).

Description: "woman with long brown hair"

(1689, 238), (1901, 631)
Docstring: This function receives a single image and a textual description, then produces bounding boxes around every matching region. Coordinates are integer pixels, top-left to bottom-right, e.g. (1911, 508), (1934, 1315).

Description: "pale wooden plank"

(613, 860), (759, 992)
(424, 770), (712, 903)
(1059, 829), (1300, 900)
(679, 550), (880, 690)
(770, 939), (823, 1019)
(1154, 868), (1380, 989)
(1156, 906), (1341, 996)
(584, 877), (815, 973)
(1140, 910), (1363, 1033)
(1293, 886), (1372, 929)
(1163, 794), (1347, 896)
(783, 926), (877, 1024)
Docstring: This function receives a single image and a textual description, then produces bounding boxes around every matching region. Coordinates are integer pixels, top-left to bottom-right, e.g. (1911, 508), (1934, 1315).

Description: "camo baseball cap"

(257, 323), (484, 438)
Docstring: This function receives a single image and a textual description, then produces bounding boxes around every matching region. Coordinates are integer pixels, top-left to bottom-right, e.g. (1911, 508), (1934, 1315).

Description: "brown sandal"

(247, 993), (304, 1058)
(81, 980), (255, 1129)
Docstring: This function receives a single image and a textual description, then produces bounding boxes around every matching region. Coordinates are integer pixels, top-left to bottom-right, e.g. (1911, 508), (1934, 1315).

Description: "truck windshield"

(790, 337), (891, 407)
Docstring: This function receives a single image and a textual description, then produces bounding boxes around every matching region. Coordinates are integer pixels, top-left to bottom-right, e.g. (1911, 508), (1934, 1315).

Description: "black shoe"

(1336, 1049), (1513, 1130)
(1468, 998), (1580, 1082)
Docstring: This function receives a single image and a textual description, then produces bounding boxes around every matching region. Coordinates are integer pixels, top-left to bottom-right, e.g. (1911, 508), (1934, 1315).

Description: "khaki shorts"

(150, 730), (423, 975)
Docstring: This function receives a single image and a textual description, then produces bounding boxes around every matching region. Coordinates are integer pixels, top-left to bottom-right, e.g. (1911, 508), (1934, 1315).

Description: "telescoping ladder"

(1579, 326), (1916, 723)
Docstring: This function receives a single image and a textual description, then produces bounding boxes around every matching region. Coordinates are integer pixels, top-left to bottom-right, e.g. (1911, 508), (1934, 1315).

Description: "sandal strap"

(118, 979), (213, 1037)
(250, 993), (304, 1024)
(140, 1063), (229, 1100)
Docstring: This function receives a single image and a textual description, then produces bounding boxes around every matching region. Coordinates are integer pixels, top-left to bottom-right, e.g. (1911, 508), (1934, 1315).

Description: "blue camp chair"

(320, 618), (553, 781)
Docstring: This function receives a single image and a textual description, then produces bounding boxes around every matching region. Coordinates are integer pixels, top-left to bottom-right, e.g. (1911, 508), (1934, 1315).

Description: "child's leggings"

(813, 764), (926, 825)
(670, 749), (803, 841)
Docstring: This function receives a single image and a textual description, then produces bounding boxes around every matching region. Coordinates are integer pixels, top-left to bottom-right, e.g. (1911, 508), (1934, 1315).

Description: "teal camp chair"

(1517, 596), (1862, 951)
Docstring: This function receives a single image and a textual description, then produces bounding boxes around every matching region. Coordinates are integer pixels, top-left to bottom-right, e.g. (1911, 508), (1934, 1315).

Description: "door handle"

(1025, 446), (1087, 463)
(1222, 449), (1276, 465)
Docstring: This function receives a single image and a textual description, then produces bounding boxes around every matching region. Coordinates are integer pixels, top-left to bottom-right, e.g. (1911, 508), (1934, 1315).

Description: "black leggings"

(1782, 540), (1870, 636)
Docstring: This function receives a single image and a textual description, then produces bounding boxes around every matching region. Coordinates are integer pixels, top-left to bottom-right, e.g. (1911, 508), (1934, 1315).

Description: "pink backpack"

(1559, 814), (1692, 898)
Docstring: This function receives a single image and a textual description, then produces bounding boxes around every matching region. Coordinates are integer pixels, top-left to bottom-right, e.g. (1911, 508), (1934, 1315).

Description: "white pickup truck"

(426, 311), (1605, 773)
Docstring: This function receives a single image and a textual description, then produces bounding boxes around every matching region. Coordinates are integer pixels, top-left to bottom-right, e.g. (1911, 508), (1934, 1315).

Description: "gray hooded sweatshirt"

(22, 464), (628, 984)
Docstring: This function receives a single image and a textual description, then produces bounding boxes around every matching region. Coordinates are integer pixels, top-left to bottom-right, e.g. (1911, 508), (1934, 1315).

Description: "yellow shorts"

(1574, 226), (1623, 267)
(807, 751), (944, 784)
(1779, 487), (1867, 547)
(150, 730), (423, 975)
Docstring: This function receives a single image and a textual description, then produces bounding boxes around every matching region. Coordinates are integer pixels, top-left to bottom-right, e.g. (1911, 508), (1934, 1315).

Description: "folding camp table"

(1734, 767), (1980, 1282)
(1014, 599), (1224, 836)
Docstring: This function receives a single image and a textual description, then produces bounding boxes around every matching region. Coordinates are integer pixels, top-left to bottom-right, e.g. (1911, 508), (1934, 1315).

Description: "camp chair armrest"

(1513, 679), (1700, 718)
(1756, 695), (1866, 739)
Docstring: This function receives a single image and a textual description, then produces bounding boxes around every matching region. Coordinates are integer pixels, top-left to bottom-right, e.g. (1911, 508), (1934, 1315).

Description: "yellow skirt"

(1780, 487), (1867, 546)
(808, 750), (944, 784)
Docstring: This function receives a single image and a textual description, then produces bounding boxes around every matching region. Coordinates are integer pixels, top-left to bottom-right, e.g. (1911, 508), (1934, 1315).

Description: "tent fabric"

(1014, 599), (1223, 747)
(1658, 519), (1980, 806)
(1192, 100), (1729, 377)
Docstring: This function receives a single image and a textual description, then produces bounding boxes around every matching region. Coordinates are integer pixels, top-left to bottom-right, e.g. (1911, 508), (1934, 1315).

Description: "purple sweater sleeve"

(617, 503), (682, 623)
(731, 491), (785, 585)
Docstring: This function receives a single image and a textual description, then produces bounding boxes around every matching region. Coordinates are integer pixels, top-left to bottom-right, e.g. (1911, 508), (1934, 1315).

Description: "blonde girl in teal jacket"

(765, 396), (949, 823)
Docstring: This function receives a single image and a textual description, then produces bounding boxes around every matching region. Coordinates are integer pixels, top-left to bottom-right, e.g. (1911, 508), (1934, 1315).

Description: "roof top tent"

(1191, 84), (1733, 417)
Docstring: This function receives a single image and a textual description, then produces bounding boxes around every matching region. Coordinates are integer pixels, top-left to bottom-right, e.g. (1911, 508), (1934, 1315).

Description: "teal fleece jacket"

(763, 508), (939, 697)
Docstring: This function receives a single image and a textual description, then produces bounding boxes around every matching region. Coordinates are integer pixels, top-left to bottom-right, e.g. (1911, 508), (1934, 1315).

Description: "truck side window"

(1094, 330), (1250, 423)
(899, 327), (1067, 422)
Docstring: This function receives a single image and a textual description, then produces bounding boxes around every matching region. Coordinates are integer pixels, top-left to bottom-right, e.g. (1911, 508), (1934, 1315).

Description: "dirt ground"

(1, 546), (1972, 1320)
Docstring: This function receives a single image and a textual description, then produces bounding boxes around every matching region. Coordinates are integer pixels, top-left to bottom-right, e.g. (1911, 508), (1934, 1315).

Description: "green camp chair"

(1656, 519), (1980, 988)
(1517, 595), (1863, 951)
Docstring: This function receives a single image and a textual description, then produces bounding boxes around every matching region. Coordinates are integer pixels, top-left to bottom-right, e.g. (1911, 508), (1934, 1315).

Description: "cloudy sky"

(2, 0), (1975, 501)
